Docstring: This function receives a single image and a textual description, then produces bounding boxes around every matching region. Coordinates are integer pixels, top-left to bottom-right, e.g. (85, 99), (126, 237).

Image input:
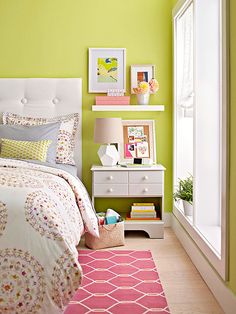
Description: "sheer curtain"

(177, 3), (194, 109)
(175, 2), (194, 184)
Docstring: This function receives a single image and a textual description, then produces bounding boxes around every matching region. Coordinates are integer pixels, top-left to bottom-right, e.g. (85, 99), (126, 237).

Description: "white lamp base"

(98, 144), (120, 166)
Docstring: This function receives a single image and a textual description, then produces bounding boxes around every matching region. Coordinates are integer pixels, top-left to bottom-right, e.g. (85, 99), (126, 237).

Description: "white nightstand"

(91, 164), (166, 238)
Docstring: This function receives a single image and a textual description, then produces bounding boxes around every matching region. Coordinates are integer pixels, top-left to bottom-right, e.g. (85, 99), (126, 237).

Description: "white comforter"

(0, 158), (99, 314)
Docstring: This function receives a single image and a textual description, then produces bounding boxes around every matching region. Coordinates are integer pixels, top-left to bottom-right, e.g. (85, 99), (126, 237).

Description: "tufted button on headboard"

(0, 78), (82, 178)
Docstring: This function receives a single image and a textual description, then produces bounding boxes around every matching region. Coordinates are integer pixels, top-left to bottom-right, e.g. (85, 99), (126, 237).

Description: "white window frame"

(173, 0), (228, 280)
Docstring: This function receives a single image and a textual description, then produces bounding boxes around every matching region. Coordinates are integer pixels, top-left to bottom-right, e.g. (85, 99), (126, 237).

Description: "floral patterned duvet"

(0, 158), (99, 314)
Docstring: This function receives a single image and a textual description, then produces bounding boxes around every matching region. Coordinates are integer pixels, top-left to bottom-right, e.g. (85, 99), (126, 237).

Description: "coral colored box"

(95, 96), (130, 105)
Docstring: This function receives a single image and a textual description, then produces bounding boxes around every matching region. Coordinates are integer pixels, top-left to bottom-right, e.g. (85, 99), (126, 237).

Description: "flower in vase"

(139, 81), (149, 94)
(133, 81), (149, 94)
(149, 78), (159, 94)
(133, 79), (160, 95)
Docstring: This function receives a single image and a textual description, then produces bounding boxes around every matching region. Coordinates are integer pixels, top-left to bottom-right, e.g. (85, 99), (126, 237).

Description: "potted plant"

(173, 175), (193, 216)
(133, 78), (159, 105)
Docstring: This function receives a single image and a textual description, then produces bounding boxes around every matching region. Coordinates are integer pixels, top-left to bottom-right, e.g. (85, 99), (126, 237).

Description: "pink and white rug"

(65, 250), (170, 314)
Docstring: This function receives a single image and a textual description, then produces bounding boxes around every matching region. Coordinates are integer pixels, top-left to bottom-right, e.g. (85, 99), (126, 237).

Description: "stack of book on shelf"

(95, 96), (130, 105)
(127, 203), (160, 220)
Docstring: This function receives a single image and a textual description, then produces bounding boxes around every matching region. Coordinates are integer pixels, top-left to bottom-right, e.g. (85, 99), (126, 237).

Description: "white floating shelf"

(92, 105), (165, 112)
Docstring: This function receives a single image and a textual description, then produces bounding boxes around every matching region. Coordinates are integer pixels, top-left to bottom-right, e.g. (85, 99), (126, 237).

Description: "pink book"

(95, 96), (130, 105)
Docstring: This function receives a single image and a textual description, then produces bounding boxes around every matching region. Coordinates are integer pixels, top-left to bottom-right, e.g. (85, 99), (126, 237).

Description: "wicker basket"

(85, 221), (125, 249)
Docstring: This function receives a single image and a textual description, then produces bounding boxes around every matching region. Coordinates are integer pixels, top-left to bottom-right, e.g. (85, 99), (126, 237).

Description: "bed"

(0, 78), (99, 314)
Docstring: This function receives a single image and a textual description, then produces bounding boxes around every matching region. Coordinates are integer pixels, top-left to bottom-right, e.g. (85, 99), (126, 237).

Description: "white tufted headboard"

(0, 78), (82, 178)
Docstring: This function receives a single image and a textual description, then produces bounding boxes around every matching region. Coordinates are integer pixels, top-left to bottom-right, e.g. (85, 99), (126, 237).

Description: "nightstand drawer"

(94, 184), (128, 196)
(129, 184), (163, 196)
(129, 171), (163, 184)
(94, 171), (128, 184)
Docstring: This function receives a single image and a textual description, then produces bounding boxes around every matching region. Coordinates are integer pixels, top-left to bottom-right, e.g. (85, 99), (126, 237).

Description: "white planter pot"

(137, 93), (150, 105)
(182, 200), (193, 216)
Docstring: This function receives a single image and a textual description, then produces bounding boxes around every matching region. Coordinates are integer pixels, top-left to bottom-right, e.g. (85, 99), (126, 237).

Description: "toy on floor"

(97, 209), (122, 225)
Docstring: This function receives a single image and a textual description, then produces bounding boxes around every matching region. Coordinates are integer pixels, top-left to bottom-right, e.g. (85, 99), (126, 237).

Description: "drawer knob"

(108, 175), (113, 180)
(108, 188), (113, 193)
(144, 188), (148, 193)
(143, 175), (149, 180)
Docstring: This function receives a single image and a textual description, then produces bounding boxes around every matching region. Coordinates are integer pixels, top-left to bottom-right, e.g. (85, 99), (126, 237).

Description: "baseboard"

(163, 212), (172, 227)
(171, 214), (236, 314)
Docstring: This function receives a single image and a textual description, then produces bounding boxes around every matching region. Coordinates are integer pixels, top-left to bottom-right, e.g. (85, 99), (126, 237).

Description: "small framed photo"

(130, 64), (155, 94)
(89, 48), (126, 93)
(119, 120), (156, 163)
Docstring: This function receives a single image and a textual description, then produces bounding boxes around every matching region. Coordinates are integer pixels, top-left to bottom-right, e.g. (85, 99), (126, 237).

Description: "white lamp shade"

(94, 118), (123, 144)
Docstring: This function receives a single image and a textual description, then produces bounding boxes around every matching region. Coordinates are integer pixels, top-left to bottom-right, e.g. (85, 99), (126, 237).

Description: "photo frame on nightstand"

(118, 120), (156, 163)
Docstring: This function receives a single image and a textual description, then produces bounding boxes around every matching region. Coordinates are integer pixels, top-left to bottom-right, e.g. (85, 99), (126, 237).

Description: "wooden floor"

(79, 228), (224, 314)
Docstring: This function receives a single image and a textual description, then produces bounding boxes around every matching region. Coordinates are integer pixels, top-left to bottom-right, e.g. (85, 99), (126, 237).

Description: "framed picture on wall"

(88, 48), (126, 93)
(130, 64), (155, 94)
(119, 120), (156, 163)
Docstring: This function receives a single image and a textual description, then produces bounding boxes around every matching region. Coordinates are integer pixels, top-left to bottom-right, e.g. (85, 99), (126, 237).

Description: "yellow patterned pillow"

(0, 138), (52, 162)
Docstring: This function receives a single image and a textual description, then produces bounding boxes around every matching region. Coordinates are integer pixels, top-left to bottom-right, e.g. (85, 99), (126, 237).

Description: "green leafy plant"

(173, 175), (193, 204)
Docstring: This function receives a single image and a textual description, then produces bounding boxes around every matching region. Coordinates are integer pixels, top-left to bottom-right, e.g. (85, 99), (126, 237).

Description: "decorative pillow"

(0, 139), (52, 162)
(3, 113), (79, 165)
(0, 123), (60, 164)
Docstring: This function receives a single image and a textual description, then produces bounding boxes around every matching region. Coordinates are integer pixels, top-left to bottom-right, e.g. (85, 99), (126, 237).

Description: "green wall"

(0, 0), (235, 301)
(0, 0), (174, 214)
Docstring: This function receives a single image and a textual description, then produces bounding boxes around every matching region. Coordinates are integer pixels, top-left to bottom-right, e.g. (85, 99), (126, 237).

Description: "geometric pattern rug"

(64, 250), (170, 314)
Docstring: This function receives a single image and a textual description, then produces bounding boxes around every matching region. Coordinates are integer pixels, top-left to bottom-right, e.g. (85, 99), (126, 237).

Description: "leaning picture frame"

(130, 64), (156, 94)
(118, 120), (156, 163)
(88, 48), (126, 93)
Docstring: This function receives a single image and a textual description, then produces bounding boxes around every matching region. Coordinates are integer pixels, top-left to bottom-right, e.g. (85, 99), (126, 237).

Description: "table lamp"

(94, 118), (123, 166)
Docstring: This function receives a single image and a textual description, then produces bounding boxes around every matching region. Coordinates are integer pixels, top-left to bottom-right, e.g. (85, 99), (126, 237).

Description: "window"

(173, 0), (227, 279)
(174, 0), (194, 198)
